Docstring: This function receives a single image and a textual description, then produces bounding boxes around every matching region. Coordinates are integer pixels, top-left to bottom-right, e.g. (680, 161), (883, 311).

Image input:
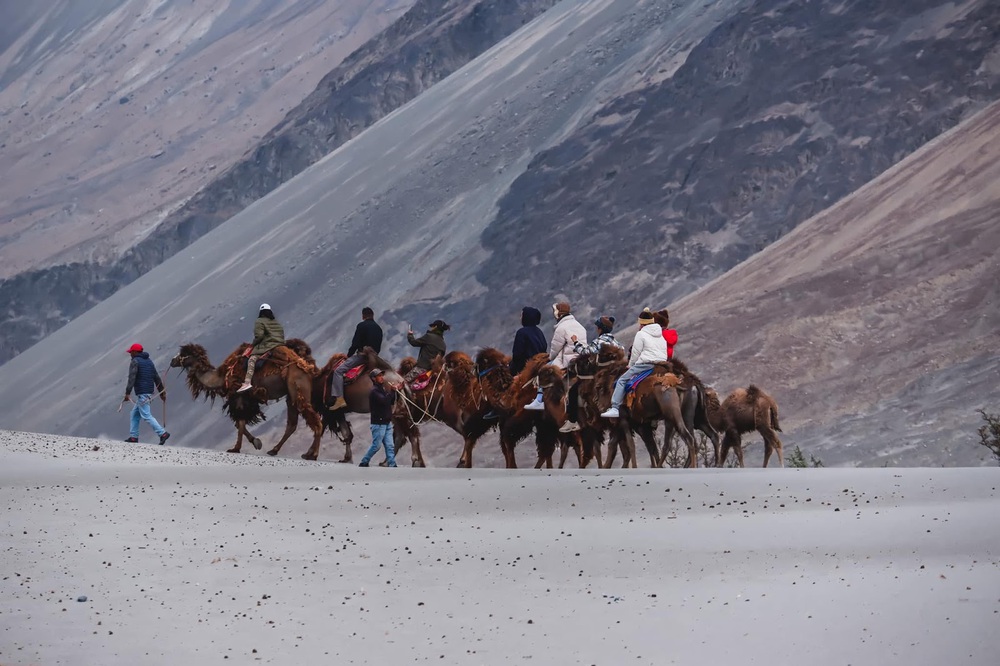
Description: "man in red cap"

(123, 343), (170, 445)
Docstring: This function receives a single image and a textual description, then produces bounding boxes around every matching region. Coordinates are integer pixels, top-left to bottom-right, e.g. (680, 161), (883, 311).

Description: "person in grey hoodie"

(601, 308), (668, 418)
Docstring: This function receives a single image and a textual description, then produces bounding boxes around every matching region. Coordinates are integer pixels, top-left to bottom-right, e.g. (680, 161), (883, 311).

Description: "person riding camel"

(404, 320), (449, 385)
(328, 306), (384, 410)
(600, 307), (667, 418)
(237, 303), (286, 393)
(653, 308), (678, 359)
(524, 302), (586, 411)
(510, 306), (547, 375)
(559, 315), (624, 432)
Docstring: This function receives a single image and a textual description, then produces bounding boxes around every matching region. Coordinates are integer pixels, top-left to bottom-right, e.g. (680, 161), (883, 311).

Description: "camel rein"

(400, 367), (447, 426)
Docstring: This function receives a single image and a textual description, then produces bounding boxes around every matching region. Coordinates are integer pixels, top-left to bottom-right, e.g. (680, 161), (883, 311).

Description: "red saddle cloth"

(411, 370), (433, 391)
(344, 364), (366, 382)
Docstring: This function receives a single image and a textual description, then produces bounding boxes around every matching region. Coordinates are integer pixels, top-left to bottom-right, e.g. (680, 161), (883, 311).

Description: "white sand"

(2, 430), (998, 665)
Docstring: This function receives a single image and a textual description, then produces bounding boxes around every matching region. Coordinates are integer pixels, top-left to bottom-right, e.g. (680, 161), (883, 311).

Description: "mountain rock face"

(671, 101), (1000, 467)
(473, 0), (1000, 319)
(0, 0), (996, 468)
(0, 0), (558, 363)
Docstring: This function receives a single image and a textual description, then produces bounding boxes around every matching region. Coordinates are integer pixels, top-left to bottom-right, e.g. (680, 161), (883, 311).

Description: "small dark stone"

(77, 595), (88, 602)
(119, 96), (130, 105)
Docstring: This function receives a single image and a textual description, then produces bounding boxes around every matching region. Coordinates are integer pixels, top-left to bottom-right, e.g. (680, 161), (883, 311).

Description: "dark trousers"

(567, 382), (580, 422)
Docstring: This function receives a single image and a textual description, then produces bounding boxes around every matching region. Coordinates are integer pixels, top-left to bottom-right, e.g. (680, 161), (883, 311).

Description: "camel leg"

(558, 440), (570, 469)
(636, 424), (660, 468)
(338, 419), (354, 463)
(622, 427), (638, 469)
(267, 399), (300, 457)
(699, 424), (720, 468)
(760, 426), (783, 468)
(409, 426), (427, 468)
(228, 421), (245, 453)
(603, 430), (619, 469)
(572, 436), (583, 468)
(300, 403), (324, 461)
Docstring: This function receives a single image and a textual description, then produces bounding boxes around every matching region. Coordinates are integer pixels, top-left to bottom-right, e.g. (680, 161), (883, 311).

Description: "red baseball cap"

(127, 343), (144, 353)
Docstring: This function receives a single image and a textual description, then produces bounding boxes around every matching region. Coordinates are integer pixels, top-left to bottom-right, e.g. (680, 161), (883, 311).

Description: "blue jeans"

(611, 363), (655, 409)
(130, 394), (165, 438)
(362, 424), (396, 466)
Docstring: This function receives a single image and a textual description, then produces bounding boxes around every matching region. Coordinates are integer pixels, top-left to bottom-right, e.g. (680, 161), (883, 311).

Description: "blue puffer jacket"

(126, 352), (163, 396)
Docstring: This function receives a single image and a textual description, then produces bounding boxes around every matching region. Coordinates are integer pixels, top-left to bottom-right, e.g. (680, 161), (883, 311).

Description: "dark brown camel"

(390, 351), (499, 467)
(651, 357), (720, 467)
(170, 339), (323, 458)
(284, 346), (404, 463)
(704, 386), (784, 467)
(472, 349), (571, 469)
(560, 350), (622, 469)
(590, 346), (697, 468)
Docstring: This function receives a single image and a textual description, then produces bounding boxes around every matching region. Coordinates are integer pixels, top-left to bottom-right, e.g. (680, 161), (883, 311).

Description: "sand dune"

(2, 430), (998, 664)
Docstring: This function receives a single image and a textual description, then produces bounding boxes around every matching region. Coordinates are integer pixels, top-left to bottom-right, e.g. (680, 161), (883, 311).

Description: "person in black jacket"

(328, 307), (384, 410)
(359, 368), (398, 467)
(510, 306), (547, 374)
(122, 343), (170, 445)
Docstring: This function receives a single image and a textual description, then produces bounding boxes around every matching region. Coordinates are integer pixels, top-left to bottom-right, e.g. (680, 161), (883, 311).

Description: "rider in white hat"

(237, 303), (285, 392)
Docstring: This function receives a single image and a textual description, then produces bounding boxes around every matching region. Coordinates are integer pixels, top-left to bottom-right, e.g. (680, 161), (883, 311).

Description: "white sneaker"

(236, 383), (252, 393)
(559, 421), (580, 433)
(523, 397), (545, 411)
(600, 407), (620, 418)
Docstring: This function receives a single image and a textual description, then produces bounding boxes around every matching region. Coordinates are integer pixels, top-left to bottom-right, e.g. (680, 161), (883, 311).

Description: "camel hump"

(651, 372), (683, 389)
(746, 384), (762, 400)
(398, 356), (418, 375)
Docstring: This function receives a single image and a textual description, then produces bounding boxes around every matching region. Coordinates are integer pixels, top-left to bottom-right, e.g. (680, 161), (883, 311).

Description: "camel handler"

(524, 301), (586, 410)
(559, 315), (624, 432)
(328, 306), (384, 410)
(601, 308), (668, 418)
(122, 343), (170, 445)
(237, 303), (285, 392)
(403, 319), (449, 384)
(358, 369), (398, 468)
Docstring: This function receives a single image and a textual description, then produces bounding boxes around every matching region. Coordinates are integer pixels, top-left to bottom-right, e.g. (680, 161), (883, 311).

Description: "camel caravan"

(169, 303), (785, 469)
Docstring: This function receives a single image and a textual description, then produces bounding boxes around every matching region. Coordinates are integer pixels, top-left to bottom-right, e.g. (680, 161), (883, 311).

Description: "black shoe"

(358, 461), (369, 467)
(124, 437), (138, 443)
(158, 432), (170, 446)
(482, 410), (499, 421)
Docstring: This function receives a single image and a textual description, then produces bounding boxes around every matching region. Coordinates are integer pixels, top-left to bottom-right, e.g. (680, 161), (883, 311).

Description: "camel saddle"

(411, 370), (433, 392)
(240, 350), (274, 372)
(331, 357), (367, 385)
(623, 370), (683, 410)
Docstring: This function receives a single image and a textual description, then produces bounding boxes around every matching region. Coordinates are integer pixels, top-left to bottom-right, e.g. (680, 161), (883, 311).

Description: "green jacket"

(251, 317), (285, 355)
(407, 329), (446, 370)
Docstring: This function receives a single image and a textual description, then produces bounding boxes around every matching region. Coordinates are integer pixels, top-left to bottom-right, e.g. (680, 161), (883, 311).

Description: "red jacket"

(662, 329), (678, 359)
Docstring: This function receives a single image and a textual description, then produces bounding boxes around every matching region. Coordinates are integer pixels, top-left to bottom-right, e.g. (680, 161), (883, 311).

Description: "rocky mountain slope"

(0, 0), (996, 467)
(0, 0), (558, 363)
(670, 100), (1000, 467)
(0, 0), (414, 274)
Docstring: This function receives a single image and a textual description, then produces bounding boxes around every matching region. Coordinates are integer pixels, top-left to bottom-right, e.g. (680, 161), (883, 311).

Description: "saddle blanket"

(626, 368), (655, 394)
(411, 370), (433, 391)
(344, 364), (366, 381)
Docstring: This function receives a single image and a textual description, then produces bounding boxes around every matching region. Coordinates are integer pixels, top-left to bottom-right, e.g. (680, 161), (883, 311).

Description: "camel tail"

(770, 403), (782, 432)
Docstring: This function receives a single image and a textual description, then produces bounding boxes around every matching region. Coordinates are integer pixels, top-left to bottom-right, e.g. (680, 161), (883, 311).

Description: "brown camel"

(651, 357), (720, 467)
(390, 351), (499, 467)
(472, 349), (570, 469)
(704, 385), (784, 467)
(284, 346), (404, 463)
(591, 346), (697, 468)
(560, 349), (622, 469)
(170, 340), (323, 458)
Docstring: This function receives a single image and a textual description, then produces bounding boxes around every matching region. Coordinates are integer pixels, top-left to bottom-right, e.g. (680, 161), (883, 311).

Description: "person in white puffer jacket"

(601, 307), (668, 418)
(524, 301), (587, 410)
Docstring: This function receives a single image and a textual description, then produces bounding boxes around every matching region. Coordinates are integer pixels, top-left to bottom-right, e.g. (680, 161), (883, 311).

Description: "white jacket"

(629, 323), (668, 366)
(549, 314), (587, 369)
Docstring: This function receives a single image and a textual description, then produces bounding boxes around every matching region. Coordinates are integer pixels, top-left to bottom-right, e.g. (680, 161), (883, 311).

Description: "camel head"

(474, 347), (509, 374)
(567, 352), (599, 380)
(596, 344), (626, 367)
(171, 343), (210, 371)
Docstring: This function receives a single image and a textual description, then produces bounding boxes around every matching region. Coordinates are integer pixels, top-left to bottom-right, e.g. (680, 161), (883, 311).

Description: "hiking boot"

(559, 421), (581, 433)
(124, 437), (139, 443)
(358, 461), (370, 467)
(600, 407), (620, 419)
(236, 383), (252, 393)
(523, 395), (545, 411)
(158, 432), (171, 446)
(329, 397), (347, 411)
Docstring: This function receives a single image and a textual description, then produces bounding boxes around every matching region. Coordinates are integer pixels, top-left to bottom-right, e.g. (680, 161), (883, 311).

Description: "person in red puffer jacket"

(654, 309), (678, 359)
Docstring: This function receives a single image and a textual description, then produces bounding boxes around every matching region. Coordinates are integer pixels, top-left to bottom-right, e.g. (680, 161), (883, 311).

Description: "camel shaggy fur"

(704, 385), (784, 467)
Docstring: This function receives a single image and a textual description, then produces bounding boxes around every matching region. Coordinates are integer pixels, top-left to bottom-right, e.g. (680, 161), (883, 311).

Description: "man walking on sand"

(123, 343), (170, 445)
(359, 368), (398, 468)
